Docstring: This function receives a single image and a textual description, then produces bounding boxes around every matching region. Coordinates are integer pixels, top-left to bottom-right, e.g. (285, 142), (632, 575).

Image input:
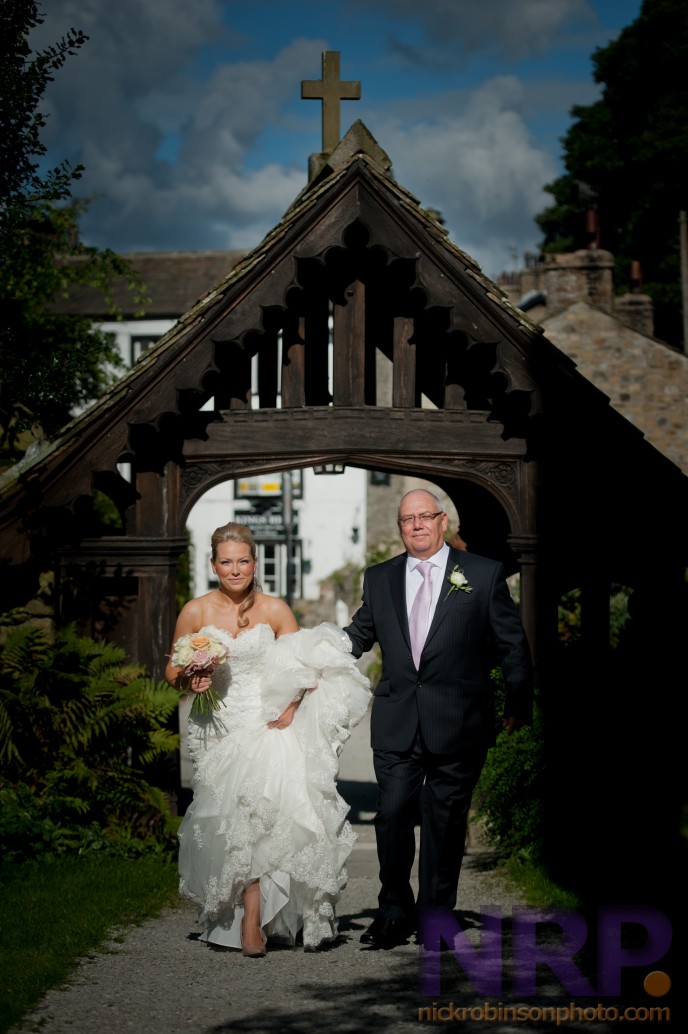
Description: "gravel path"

(13, 847), (526, 1034)
(11, 712), (625, 1034)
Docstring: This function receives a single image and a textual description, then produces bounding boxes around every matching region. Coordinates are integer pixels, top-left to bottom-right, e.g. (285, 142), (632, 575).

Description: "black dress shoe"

(417, 934), (454, 953)
(360, 916), (415, 947)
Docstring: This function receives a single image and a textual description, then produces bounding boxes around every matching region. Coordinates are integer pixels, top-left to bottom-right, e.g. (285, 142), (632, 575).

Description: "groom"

(345, 488), (533, 948)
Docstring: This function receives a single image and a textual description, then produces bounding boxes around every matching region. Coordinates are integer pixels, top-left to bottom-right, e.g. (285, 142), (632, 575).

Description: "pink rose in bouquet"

(171, 631), (229, 715)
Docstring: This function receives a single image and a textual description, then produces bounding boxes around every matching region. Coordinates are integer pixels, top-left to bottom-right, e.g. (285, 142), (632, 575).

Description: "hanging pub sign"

(234, 470), (303, 499)
(233, 504), (299, 540)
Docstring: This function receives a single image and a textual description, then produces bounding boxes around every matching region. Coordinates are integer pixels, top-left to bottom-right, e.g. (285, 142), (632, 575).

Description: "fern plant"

(0, 624), (180, 860)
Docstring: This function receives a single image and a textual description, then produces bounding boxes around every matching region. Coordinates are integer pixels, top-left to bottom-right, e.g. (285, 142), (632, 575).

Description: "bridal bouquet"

(171, 632), (229, 715)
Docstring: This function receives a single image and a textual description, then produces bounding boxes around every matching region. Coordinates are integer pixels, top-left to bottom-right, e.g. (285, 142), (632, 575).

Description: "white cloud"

(376, 78), (558, 276)
(30, 0), (566, 269)
(31, 3), (319, 251)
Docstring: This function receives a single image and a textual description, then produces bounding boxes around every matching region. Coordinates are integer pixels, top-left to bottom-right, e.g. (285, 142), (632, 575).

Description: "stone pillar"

(543, 250), (615, 316)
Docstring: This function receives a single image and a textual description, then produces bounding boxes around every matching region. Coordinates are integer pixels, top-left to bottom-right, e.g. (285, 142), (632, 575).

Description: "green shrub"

(0, 625), (180, 862)
(472, 671), (545, 859)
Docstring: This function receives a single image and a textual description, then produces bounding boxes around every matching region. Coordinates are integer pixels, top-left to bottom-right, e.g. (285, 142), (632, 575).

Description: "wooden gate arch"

(179, 454), (526, 542)
(1, 118), (685, 693)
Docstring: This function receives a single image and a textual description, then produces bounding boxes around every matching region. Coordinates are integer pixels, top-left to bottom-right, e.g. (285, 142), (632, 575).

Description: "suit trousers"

(372, 729), (487, 921)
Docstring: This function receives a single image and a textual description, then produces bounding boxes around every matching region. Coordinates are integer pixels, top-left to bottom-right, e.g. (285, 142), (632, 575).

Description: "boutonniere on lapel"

(444, 564), (473, 600)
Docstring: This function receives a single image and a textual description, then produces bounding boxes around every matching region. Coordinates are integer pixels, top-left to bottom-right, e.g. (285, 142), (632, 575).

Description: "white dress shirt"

(405, 543), (450, 628)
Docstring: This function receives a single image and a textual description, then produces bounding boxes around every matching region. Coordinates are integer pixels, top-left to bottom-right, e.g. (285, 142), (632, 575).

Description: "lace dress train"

(177, 622), (370, 949)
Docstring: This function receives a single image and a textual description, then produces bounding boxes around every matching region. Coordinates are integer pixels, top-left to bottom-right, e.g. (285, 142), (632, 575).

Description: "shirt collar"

(406, 542), (449, 572)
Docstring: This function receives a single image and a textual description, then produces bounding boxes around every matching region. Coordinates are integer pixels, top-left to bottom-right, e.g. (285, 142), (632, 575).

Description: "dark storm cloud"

(352, 0), (597, 64)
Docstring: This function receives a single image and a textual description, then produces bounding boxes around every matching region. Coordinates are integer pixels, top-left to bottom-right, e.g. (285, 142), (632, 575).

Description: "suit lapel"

(424, 549), (462, 649)
(388, 553), (412, 651)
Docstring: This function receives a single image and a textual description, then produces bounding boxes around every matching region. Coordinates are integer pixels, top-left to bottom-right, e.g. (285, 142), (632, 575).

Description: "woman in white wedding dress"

(165, 522), (370, 957)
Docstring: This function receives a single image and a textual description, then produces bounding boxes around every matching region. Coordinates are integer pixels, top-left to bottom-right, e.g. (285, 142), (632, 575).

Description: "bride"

(165, 521), (370, 957)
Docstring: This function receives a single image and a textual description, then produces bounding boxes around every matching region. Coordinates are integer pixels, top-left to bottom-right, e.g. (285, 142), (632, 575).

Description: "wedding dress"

(177, 621), (370, 950)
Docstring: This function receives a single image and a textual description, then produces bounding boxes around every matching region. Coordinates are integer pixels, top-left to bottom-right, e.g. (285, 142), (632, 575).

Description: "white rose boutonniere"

(444, 564), (473, 600)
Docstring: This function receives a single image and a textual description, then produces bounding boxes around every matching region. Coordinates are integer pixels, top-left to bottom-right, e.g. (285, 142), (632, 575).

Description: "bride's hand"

(186, 672), (213, 694)
(268, 700), (299, 730)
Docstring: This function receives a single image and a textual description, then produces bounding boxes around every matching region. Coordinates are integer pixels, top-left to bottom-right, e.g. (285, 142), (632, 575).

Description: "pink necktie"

(409, 561), (433, 669)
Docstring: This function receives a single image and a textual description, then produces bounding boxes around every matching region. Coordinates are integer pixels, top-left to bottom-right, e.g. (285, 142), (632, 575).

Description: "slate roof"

(51, 250), (246, 319)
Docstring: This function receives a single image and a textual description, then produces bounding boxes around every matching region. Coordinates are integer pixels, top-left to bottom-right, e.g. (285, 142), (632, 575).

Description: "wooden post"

(333, 280), (365, 404)
(392, 316), (416, 407)
(304, 296), (331, 405)
(281, 313), (306, 407)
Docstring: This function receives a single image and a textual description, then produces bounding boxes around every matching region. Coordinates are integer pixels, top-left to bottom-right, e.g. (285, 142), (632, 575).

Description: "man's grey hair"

(398, 489), (442, 514)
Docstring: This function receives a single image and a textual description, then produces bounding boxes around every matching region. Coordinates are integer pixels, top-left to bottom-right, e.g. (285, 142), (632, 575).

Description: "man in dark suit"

(345, 488), (533, 948)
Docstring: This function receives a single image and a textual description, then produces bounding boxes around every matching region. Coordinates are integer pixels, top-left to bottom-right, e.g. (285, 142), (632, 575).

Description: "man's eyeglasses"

(397, 511), (444, 527)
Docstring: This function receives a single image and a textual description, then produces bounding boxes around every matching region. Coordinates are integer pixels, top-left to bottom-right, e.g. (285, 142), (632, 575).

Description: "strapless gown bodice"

(184, 624), (276, 764)
(177, 621), (370, 950)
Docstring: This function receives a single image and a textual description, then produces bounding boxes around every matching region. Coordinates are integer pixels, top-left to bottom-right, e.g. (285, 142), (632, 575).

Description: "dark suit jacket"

(345, 547), (533, 754)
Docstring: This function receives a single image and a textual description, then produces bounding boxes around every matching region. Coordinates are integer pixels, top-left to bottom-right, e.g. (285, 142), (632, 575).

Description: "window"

(131, 335), (160, 365)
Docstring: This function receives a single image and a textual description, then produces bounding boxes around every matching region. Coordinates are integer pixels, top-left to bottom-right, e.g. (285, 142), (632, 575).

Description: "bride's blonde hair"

(211, 522), (262, 628)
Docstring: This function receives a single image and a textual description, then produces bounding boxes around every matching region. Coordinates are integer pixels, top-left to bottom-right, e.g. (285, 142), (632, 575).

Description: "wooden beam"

(187, 407), (519, 457)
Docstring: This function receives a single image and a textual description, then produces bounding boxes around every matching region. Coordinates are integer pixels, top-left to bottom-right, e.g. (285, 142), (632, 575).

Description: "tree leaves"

(0, 1), (147, 466)
(535, 0), (688, 346)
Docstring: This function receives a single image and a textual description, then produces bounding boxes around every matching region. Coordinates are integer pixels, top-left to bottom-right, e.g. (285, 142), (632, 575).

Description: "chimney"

(543, 249), (615, 317)
(614, 260), (655, 337)
(585, 209), (601, 250)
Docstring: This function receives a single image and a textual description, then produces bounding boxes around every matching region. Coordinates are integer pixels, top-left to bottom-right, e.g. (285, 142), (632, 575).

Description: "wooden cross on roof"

(301, 51), (361, 154)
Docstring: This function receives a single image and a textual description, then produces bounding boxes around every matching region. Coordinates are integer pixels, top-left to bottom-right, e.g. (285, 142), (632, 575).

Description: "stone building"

(498, 249), (688, 474)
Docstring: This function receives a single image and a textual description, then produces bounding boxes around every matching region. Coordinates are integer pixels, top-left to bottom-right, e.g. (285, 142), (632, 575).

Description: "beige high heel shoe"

(241, 919), (267, 958)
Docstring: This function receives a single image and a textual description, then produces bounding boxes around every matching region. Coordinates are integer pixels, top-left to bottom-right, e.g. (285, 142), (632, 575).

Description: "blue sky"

(33, 0), (643, 279)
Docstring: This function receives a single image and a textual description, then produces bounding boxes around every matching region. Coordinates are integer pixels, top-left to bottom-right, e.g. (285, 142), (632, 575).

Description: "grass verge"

(0, 854), (180, 1034)
(497, 854), (582, 910)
